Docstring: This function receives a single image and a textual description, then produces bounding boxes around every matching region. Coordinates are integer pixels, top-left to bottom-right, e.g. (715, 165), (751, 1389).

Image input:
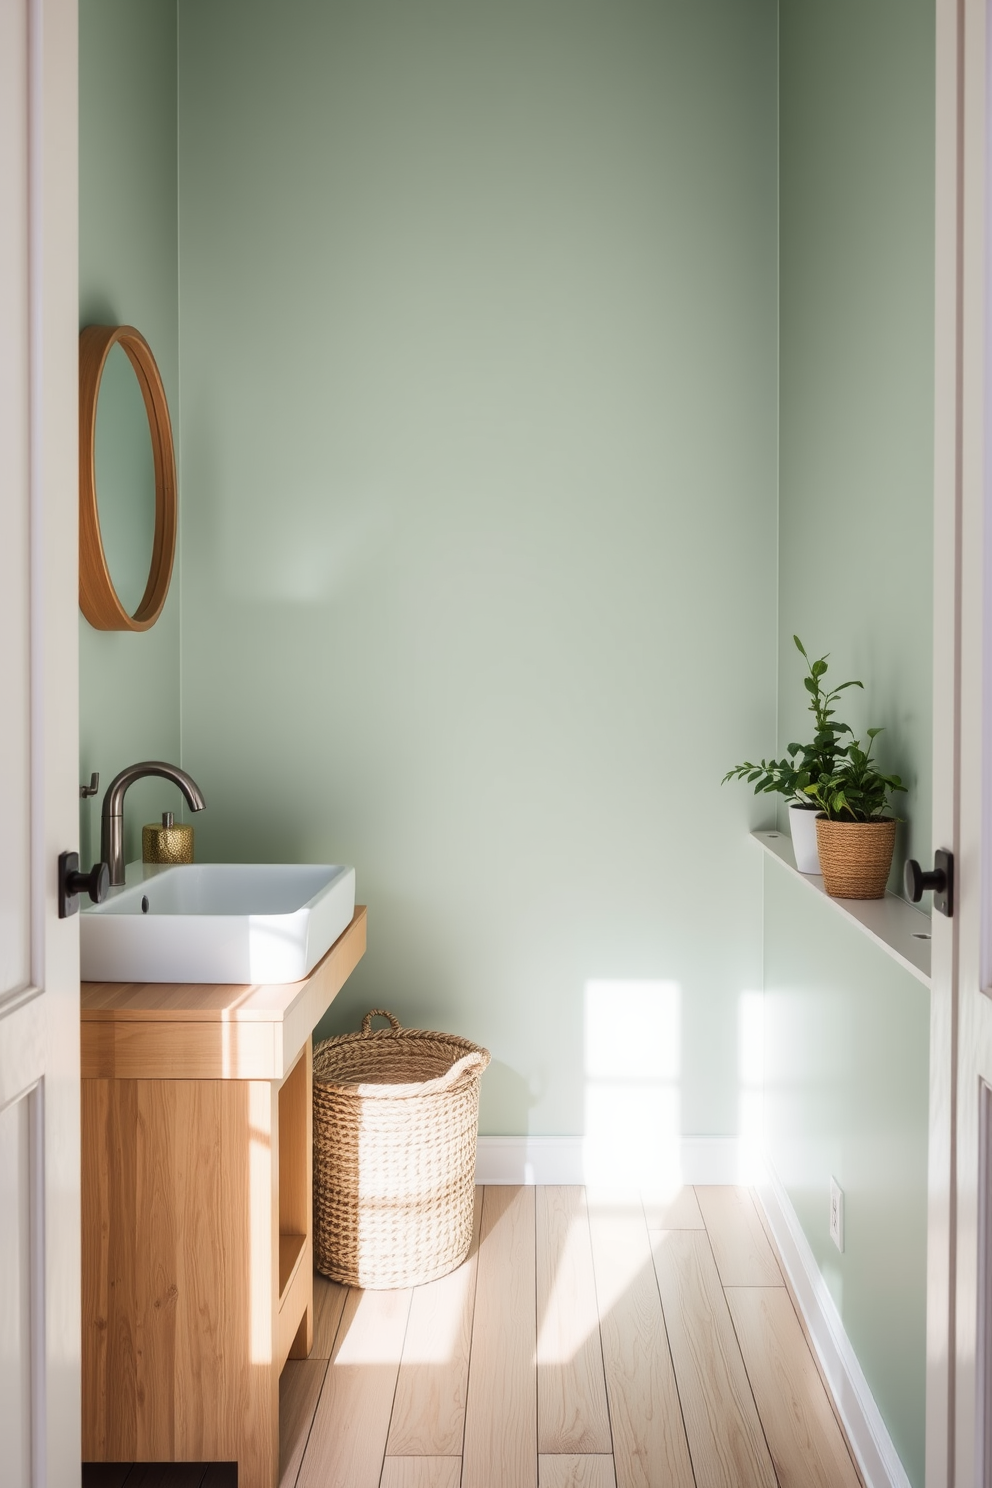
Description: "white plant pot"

(789, 804), (822, 874)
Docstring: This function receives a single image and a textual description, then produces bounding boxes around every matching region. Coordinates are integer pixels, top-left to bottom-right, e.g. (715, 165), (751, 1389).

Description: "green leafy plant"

(722, 636), (863, 804)
(803, 728), (906, 821)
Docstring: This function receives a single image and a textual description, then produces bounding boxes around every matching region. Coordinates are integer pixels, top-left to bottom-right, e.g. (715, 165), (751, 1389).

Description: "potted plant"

(804, 730), (906, 898)
(722, 637), (863, 873)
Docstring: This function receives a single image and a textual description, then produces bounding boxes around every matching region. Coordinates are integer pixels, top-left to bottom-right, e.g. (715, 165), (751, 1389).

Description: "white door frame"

(929, 0), (992, 1484)
(927, 0), (963, 1479)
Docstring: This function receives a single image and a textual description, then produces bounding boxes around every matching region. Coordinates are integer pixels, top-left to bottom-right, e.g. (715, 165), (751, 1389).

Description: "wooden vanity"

(81, 905), (367, 1488)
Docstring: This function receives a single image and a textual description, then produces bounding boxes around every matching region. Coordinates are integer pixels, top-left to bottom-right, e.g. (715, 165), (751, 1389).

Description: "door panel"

(0, 1089), (34, 1488)
(0, 0), (32, 1000)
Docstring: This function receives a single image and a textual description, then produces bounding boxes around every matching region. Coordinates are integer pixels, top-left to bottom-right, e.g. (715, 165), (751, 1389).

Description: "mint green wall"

(79, 0), (183, 869)
(764, 865), (930, 1484)
(766, 4), (936, 1483)
(777, 0), (935, 881)
(176, 0), (780, 1136)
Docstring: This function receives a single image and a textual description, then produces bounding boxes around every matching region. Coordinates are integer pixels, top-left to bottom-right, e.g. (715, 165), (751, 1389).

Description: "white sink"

(81, 863), (356, 984)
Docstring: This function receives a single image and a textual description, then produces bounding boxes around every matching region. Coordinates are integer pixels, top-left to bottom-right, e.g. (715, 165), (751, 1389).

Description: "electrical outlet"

(829, 1177), (844, 1252)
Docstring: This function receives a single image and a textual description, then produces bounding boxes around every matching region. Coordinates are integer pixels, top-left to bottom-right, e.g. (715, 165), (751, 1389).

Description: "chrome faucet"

(101, 761), (206, 886)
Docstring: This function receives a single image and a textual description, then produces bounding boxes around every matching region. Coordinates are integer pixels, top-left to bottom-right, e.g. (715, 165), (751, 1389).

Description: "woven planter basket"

(312, 1010), (490, 1289)
(815, 816), (897, 899)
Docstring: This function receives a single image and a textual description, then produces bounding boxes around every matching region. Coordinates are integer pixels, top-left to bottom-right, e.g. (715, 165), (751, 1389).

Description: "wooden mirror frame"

(79, 324), (177, 631)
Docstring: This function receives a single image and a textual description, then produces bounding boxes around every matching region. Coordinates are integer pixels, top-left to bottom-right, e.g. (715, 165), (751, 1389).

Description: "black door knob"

(904, 849), (954, 917)
(72, 859), (110, 904)
(904, 859), (944, 901)
(58, 851), (110, 918)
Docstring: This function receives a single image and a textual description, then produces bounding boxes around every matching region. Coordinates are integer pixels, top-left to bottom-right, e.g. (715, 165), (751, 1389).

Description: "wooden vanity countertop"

(81, 905), (366, 1082)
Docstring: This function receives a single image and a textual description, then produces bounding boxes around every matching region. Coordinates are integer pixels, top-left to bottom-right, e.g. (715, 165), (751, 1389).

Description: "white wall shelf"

(753, 829), (932, 988)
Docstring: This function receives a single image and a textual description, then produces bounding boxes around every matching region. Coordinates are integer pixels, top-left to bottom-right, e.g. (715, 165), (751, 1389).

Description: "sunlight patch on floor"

(535, 1201), (600, 1366)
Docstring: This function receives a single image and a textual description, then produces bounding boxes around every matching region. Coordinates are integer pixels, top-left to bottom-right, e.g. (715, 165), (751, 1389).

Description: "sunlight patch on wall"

(738, 989), (765, 1182)
(583, 979), (682, 1190)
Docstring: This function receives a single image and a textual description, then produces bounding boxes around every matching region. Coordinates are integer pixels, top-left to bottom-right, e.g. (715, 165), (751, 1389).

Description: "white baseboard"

(475, 1137), (586, 1184)
(756, 1163), (911, 1488)
(474, 1134), (764, 1186)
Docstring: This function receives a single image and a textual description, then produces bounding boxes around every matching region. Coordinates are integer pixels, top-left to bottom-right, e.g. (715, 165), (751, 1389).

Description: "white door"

(0, 2), (80, 1486)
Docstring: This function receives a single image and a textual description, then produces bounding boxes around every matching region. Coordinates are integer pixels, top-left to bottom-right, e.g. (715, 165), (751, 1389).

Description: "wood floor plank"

(650, 1229), (776, 1488)
(537, 1187), (612, 1454)
(726, 1286), (862, 1488)
(279, 1358), (327, 1488)
(538, 1455), (617, 1487)
(640, 1187), (704, 1230)
(693, 1187), (782, 1287)
(387, 1187), (483, 1455)
(311, 1272), (349, 1357)
(380, 1458), (462, 1488)
(297, 1286), (412, 1488)
(586, 1194), (694, 1488)
(462, 1186), (538, 1488)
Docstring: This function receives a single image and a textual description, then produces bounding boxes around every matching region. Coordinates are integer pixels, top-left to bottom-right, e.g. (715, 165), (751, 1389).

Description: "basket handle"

(428, 1048), (491, 1092)
(361, 1009), (402, 1034)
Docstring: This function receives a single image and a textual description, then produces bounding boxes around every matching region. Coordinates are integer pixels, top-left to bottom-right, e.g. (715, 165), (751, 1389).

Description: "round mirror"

(79, 324), (177, 631)
(95, 344), (157, 615)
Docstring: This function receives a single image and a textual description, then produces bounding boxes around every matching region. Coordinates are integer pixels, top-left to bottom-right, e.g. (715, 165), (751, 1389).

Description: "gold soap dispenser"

(142, 810), (194, 866)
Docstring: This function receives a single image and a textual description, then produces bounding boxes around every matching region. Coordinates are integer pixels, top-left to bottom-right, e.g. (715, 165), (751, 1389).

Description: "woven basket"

(815, 816), (897, 899)
(312, 1010), (490, 1289)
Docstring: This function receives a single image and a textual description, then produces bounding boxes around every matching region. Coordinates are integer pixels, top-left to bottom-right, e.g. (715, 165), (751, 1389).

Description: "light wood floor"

(281, 1185), (865, 1488)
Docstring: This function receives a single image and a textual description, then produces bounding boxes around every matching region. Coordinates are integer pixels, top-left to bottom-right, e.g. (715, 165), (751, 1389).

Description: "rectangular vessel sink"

(81, 863), (356, 984)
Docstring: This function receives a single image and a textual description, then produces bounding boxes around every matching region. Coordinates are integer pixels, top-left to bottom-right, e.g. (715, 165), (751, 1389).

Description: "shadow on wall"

(482, 1058), (536, 1133)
